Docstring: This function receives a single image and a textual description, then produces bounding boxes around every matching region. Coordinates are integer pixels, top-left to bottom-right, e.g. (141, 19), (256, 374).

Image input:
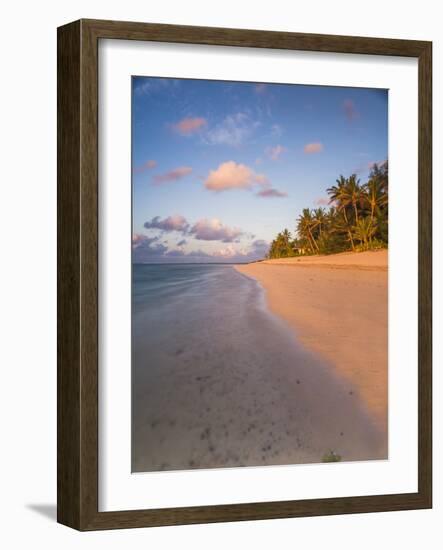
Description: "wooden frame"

(57, 18), (432, 530)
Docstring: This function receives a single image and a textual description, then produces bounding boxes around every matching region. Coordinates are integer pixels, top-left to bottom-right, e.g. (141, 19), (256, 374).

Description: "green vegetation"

(321, 450), (342, 463)
(267, 162), (388, 258)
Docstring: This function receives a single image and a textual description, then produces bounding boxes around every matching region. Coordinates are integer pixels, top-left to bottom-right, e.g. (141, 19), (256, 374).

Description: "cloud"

(204, 113), (259, 147)
(266, 144), (286, 161)
(152, 166), (192, 185)
(189, 218), (243, 243)
(138, 214), (270, 262)
(271, 124), (283, 138)
(209, 239), (269, 262)
(173, 117), (207, 135)
(304, 142), (324, 154)
(255, 83), (267, 94)
(134, 159), (157, 173)
(144, 215), (189, 233)
(314, 197), (329, 206)
(165, 249), (186, 258)
(134, 80), (153, 96)
(212, 244), (239, 258)
(132, 234), (159, 248)
(250, 239), (269, 255)
(257, 188), (288, 198)
(343, 99), (359, 121)
(204, 161), (268, 192)
(133, 78), (174, 97)
(133, 234), (269, 264)
(132, 234), (168, 261)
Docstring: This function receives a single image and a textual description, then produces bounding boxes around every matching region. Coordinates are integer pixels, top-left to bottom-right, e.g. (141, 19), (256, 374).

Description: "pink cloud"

(132, 233), (151, 246)
(257, 188), (288, 198)
(132, 233), (161, 250)
(173, 117), (207, 135)
(304, 142), (324, 154)
(152, 166), (192, 185)
(190, 218), (243, 243)
(266, 144), (287, 161)
(314, 197), (329, 206)
(134, 159), (157, 173)
(204, 161), (268, 192)
(254, 174), (269, 186)
(144, 215), (189, 233)
(343, 99), (359, 121)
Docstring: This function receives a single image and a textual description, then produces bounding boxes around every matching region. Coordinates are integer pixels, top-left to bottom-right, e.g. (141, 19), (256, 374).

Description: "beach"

(235, 250), (388, 436)
(132, 257), (387, 472)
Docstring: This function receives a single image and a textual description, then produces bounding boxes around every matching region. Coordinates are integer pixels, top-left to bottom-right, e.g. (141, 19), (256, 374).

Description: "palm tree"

(342, 174), (364, 225)
(268, 229), (294, 258)
(270, 165), (388, 258)
(364, 178), (386, 226)
(327, 176), (356, 250)
(326, 175), (347, 208)
(297, 209), (319, 253)
(353, 217), (377, 250)
(280, 228), (293, 257)
(369, 161), (389, 194)
(313, 207), (327, 238)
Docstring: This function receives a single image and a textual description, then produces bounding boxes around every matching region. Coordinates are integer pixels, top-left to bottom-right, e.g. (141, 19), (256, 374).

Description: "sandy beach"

(235, 250), (388, 439)
(133, 257), (387, 472)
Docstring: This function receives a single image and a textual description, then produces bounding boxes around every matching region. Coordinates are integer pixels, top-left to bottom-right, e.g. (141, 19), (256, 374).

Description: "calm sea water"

(132, 263), (295, 375)
(131, 264), (383, 471)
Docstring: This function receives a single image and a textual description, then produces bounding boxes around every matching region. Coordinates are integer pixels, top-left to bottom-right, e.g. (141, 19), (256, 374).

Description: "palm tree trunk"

(353, 201), (359, 225)
(370, 202), (375, 225)
(342, 208), (355, 250)
(308, 228), (319, 252)
(369, 203), (375, 245)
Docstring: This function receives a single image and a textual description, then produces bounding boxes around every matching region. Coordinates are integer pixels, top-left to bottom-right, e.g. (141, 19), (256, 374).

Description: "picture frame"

(57, 18), (432, 530)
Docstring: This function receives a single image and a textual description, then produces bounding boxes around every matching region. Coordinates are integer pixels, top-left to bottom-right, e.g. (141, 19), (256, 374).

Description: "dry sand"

(235, 250), (388, 437)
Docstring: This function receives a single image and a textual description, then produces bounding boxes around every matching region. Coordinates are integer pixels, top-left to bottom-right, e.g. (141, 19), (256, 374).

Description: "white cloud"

(271, 124), (283, 138)
(204, 113), (259, 147)
(266, 144), (286, 161)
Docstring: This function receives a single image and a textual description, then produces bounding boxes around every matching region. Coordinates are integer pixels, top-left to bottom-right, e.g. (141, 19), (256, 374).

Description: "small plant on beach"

(321, 450), (342, 463)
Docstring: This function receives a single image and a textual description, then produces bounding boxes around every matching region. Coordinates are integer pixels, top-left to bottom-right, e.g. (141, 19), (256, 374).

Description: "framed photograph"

(57, 19), (432, 530)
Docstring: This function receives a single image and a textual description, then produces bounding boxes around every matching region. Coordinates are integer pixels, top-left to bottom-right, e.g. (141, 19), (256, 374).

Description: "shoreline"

(133, 260), (387, 471)
(235, 250), (388, 436)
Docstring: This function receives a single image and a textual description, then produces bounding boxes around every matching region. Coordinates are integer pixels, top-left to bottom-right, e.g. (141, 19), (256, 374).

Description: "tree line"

(267, 162), (388, 258)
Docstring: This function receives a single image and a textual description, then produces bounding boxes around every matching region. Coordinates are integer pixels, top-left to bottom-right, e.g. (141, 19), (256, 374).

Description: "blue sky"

(132, 77), (388, 263)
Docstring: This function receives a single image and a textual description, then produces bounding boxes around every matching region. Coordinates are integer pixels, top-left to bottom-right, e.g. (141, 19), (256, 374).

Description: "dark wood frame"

(57, 18), (432, 531)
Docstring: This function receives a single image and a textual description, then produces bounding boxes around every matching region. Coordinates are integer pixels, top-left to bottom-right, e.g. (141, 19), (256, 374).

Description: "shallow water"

(132, 264), (385, 472)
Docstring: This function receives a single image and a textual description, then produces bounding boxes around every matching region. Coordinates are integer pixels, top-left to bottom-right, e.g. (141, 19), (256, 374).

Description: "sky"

(132, 77), (388, 263)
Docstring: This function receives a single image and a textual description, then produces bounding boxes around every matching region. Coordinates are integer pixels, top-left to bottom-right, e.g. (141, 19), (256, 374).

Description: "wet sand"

(235, 250), (388, 436)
